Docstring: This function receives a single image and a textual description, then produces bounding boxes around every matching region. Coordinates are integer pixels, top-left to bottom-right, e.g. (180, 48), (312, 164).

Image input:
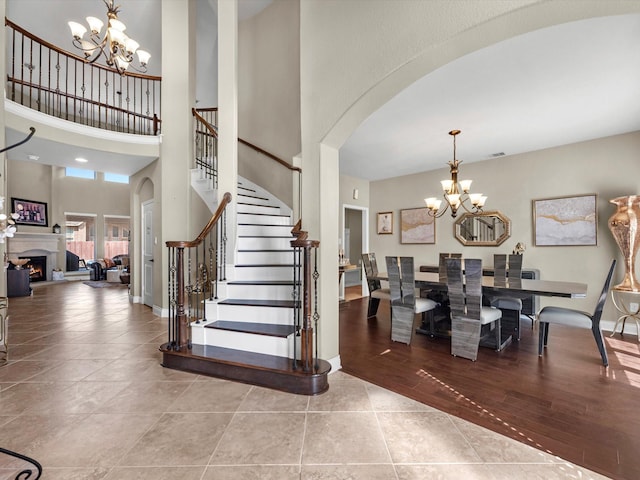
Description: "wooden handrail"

(192, 108), (218, 139)
(166, 192), (232, 249)
(5, 18), (161, 81)
(8, 77), (159, 125)
(238, 138), (301, 173)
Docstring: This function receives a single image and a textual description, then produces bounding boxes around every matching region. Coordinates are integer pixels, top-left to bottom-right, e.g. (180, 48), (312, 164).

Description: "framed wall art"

(400, 207), (435, 244)
(377, 211), (393, 234)
(11, 198), (48, 227)
(533, 194), (597, 246)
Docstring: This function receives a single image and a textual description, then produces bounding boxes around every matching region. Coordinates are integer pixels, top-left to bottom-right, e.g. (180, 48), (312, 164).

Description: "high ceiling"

(340, 13), (640, 181)
(3, 5), (639, 179)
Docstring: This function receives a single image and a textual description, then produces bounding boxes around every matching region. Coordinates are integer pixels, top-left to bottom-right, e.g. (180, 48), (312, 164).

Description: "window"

(65, 214), (96, 265)
(65, 167), (95, 179)
(104, 172), (129, 184)
(104, 215), (130, 259)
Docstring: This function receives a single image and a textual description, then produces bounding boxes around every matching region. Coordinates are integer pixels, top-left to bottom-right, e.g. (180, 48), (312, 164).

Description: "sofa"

(89, 255), (130, 282)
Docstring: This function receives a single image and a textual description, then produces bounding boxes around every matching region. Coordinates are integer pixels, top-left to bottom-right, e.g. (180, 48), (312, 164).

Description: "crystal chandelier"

(424, 130), (487, 218)
(68, 0), (151, 75)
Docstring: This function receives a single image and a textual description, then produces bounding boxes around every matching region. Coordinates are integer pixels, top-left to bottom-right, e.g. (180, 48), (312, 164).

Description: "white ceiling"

(3, 0), (271, 175)
(340, 13), (640, 181)
(4, 6), (639, 179)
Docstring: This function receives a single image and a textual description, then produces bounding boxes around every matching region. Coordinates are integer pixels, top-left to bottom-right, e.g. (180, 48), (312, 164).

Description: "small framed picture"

(533, 194), (597, 246)
(11, 198), (48, 227)
(377, 211), (393, 234)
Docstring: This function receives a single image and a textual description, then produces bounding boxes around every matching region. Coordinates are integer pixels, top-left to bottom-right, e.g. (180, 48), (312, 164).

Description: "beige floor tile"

(450, 416), (559, 464)
(0, 360), (60, 382)
(203, 465), (301, 479)
(210, 412), (306, 465)
(27, 359), (112, 382)
(302, 412), (391, 464)
(238, 385), (310, 412)
(376, 411), (482, 463)
(34, 413), (162, 468)
(308, 377), (372, 411)
(0, 382), (73, 415)
(23, 381), (129, 415)
(98, 381), (192, 413)
(365, 383), (439, 412)
(487, 463), (612, 479)
(103, 466), (206, 479)
(396, 464), (494, 480)
(33, 467), (111, 479)
(120, 412), (232, 466)
(301, 464), (398, 479)
(168, 378), (251, 412)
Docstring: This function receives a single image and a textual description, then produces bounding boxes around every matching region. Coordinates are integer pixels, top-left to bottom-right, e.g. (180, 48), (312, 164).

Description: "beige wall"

(299, 1), (640, 362)
(238, 0), (300, 207)
(7, 160), (130, 270)
(365, 131), (640, 330)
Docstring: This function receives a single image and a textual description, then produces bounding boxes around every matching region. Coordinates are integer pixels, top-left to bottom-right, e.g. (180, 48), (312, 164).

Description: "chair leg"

(591, 325), (609, 367)
(367, 297), (381, 318)
(538, 322), (547, 356)
(494, 320), (502, 352)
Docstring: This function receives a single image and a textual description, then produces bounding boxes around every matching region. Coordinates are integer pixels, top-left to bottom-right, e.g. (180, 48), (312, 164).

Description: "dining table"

(373, 270), (587, 299)
(373, 269), (588, 346)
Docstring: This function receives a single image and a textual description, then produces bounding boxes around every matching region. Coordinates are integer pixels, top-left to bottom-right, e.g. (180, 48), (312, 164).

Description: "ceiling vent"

(490, 152), (506, 158)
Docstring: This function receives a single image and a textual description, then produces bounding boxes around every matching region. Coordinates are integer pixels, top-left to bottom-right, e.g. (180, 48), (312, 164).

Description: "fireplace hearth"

(19, 255), (46, 282)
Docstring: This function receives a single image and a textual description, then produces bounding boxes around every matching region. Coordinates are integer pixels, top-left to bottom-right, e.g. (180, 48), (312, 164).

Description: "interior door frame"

(342, 204), (369, 296)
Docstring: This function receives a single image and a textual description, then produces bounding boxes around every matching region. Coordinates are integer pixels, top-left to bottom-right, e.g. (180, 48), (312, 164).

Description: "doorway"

(342, 204), (369, 301)
(142, 200), (154, 307)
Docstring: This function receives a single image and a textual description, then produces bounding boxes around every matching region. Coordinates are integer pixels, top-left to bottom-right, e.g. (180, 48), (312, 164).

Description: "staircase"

(161, 178), (330, 395)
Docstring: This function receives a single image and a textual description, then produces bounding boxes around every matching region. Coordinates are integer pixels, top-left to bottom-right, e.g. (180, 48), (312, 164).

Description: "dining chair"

(446, 257), (503, 361)
(489, 254), (525, 340)
(385, 256), (437, 344)
(538, 259), (616, 367)
(361, 253), (391, 318)
(438, 252), (463, 282)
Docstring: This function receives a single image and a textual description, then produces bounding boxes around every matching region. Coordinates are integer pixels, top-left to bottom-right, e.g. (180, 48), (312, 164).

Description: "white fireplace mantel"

(7, 232), (64, 281)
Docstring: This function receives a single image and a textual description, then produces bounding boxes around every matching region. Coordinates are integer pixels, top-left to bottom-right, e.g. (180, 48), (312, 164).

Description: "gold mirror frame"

(454, 210), (511, 246)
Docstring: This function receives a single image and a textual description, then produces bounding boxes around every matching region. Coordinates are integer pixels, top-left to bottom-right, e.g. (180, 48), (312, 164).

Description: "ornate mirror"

(454, 211), (511, 246)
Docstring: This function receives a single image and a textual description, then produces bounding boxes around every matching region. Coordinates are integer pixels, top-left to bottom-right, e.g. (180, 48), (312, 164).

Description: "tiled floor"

(0, 281), (609, 479)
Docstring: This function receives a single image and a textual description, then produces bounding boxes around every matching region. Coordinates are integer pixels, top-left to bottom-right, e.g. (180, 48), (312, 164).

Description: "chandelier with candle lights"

(68, 0), (151, 75)
(424, 130), (487, 218)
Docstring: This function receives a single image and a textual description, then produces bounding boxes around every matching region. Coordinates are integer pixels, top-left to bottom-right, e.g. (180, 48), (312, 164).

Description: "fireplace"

(7, 233), (63, 282)
(20, 255), (47, 282)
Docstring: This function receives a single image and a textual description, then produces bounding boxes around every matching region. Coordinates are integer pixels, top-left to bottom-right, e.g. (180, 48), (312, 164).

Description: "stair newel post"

(292, 245), (301, 370)
(221, 209), (227, 281)
(313, 245), (320, 370)
(297, 240), (319, 372)
(168, 246), (176, 349)
(175, 246), (190, 349)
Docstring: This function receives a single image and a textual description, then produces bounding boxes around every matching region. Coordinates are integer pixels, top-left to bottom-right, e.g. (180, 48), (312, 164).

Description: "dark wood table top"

(374, 270), (587, 298)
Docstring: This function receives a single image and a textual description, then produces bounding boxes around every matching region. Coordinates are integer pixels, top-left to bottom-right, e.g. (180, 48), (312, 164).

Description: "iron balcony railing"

(5, 18), (161, 135)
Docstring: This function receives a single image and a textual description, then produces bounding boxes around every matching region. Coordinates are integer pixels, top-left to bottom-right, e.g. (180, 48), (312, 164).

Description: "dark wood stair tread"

(206, 321), (295, 337)
(219, 299), (295, 308)
(161, 343), (330, 395)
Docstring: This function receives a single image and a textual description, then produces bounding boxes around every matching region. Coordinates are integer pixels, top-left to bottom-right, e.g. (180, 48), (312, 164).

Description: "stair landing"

(160, 343), (330, 396)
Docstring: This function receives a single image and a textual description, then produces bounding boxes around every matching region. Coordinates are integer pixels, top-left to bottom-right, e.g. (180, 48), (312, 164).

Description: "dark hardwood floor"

(340, 293), (640, 480)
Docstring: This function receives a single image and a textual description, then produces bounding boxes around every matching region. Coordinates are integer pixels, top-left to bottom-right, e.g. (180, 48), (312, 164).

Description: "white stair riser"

(237, 225), (293, 237)
(237, 195), (272, 206)
(237, 213), (291, 226)
(217, 304), (294, 324)
(237, 237), (293, 250)
(237, 203), (282, 215)
(226, 283), (295, 300)
(203, 328), (294, 358)
(237, 250), (294, 264)
(233, 266), (293, 281)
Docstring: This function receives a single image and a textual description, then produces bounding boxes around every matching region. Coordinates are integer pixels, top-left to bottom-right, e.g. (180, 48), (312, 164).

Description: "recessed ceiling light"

(75, 157), (88, 163)
(28, 155), (39, 161)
